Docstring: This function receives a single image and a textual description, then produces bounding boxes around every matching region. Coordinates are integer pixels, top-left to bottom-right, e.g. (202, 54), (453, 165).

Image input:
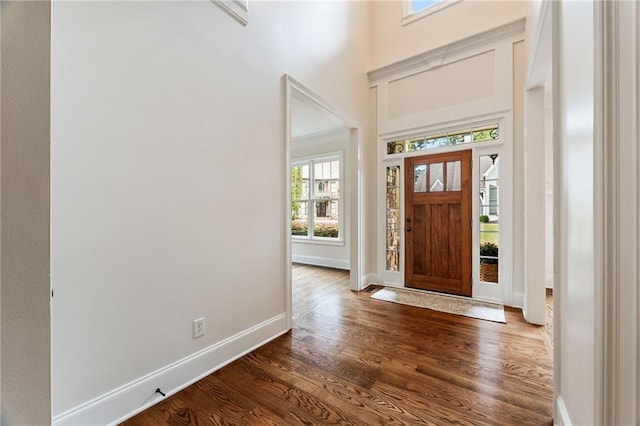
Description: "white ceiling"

(291, 92), (345, 139)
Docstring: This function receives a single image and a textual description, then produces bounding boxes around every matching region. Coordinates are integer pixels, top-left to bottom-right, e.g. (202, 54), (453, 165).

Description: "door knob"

(406, 227), (411, 232)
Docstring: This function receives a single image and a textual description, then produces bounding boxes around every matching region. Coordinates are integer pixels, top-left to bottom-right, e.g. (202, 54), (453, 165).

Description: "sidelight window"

(386, 165), (401, 271)
(479, 154), (500, 283)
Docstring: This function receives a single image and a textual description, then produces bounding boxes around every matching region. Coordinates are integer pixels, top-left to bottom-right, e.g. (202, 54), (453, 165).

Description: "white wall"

(370, 0), (526, 70)
(292, 129), (350, 270)
(50, 1), (371, 423)
(555, 2), (598, 424)
(525, 0), (542, 61)
(0, 1), (51, 424)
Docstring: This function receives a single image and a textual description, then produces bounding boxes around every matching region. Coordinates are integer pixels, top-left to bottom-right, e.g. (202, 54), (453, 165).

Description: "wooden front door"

(404, 150), (472, 296)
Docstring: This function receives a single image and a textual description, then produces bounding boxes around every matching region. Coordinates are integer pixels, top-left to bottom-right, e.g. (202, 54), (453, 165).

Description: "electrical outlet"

(193, 317), (205, 338)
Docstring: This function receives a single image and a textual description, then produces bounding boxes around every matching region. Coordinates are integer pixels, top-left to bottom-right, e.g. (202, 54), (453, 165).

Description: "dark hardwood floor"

(123, 264), (553, 425)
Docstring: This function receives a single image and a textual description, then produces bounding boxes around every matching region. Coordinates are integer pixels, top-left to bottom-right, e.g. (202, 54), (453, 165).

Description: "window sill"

(292, 237), (345, 247)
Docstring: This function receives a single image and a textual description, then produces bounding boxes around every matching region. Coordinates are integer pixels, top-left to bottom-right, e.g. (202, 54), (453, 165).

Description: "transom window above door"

(291, 155), (342, 241)
(387, 124), (499, 155)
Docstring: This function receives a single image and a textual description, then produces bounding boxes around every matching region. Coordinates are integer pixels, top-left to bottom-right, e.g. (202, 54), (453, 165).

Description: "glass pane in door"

(414, 164), (427, 192)
(446, 161), (461, 191)
(428, 162), (444, 192)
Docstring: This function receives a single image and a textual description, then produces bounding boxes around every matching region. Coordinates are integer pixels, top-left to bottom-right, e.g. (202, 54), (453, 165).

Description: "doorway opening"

(379, 121), (511, 306)
(283, 75), (362, 329)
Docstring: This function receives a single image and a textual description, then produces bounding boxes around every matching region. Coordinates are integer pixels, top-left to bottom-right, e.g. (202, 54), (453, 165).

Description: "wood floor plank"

(241, 406), (285, 426)
(255, 344), (428, 425)
(122, 264), (553, 425)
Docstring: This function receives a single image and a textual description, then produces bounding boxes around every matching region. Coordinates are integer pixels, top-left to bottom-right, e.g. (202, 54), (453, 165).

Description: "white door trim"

(601, 1), (638, 423)
(550, 0), (639, 423)
(524, 0), (552, 327)
(473, 144), (508, 306)
(522, 86), (547, 326)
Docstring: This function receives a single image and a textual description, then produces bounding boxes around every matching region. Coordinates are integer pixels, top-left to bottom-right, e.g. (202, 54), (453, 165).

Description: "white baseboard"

(556, 395), (572, 426)
(511, 291), (524, 308)
(473, 294), (504, 305)
(362, 272), (378, 287)
(52, 314), (288, 426)
(381, 282), (404, 289)
(292, 254), (349, 270)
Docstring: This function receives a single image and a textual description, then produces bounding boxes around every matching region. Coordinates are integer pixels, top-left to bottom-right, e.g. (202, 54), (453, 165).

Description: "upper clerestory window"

(402, 0), (461, 26)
